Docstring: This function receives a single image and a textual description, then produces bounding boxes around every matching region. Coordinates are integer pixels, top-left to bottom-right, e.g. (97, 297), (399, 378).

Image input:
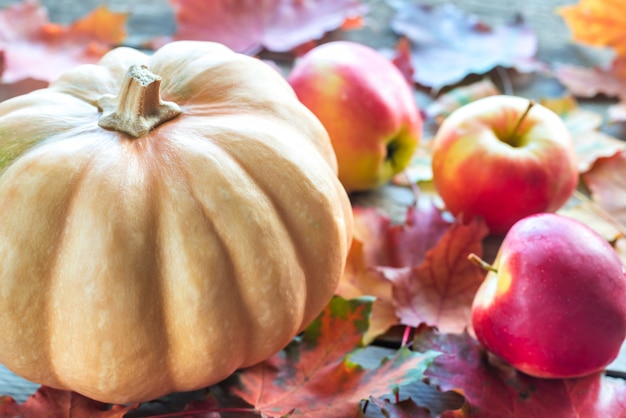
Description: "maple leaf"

(384, 216), (489, 334)
(539, 95), (625, 173)
(231, 297), (439, 418)
(582, 151), (626, 227)
(0, 0), (127, 84)
(559, 0), (626, 56)
(0, 386), (138, 418)
(337, 203), (457, 340)
(553, 58), (626, 99)
(388, 2), (540, 89)
(556, 0), (626, 101)
(165, 0), (367, 55)
(413, 328), (626, 417)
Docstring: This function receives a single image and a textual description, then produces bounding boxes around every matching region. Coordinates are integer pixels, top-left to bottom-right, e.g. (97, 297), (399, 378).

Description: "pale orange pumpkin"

(0, 41), (353, 404)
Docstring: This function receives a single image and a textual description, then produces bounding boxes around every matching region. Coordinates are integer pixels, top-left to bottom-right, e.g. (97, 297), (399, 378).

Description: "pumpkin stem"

(97, 65), (181, 138)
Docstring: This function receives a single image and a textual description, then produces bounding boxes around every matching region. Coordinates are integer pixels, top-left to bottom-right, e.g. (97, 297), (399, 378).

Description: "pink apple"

(471, 213), (626, 378)
(431, 95), (578, 235)
(287, 41), (422, 193)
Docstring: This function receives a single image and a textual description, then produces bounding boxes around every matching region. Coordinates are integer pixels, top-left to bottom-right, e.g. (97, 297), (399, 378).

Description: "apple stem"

(509, 99), (535, 141)
(468, 253), (498, 273)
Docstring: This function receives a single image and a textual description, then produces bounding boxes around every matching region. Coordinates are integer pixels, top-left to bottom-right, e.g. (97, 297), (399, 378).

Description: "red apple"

(470, 213), (626, 378)
(431, 95), (578, 235)
(287, 41), (422, 193)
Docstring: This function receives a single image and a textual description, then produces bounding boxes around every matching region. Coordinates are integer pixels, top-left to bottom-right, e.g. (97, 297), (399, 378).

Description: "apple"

(287, 41), (422, 193)
(470, 213), (626, 378)
(431, 95), (578, 235)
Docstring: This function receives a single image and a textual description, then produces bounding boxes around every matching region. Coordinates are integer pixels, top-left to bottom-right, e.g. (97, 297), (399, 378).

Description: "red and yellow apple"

(287, 41), (422, 193)
(470, 213), (626, 378)
(431, 95), (578, 235)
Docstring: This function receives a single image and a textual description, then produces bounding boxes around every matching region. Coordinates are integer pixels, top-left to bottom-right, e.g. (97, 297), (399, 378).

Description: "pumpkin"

(0, 41), (353, 404)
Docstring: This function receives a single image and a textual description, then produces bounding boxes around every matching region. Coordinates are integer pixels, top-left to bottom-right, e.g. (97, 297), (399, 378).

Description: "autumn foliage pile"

(1, 0), (626, 417)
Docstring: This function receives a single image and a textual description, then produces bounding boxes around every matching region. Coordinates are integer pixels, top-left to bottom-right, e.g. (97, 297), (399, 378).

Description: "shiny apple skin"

(471, 213), (626, 378)
(431, 95), (578, 235)
(287, 41), (422, 193)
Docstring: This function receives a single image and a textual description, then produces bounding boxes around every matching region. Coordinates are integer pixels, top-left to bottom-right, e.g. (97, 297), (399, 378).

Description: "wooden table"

(1, 0), (624, 416)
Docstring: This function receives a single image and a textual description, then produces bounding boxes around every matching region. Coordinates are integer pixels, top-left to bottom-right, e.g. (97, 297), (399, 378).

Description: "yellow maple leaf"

(559, 0), (626, 56)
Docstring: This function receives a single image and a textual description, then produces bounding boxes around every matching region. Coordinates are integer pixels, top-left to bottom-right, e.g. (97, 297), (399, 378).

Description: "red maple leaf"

(338, 203), (461, 340)
(414, 328), (626, 417)
(384, 217), (489, 334)
(164, 0), (367, 54)
(0, 0), (127, 84)
(231, 297), (439, 417)
(0, 386), (138, 418)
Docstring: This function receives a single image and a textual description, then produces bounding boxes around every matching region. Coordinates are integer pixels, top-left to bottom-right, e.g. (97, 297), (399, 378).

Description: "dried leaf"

(165, 0), (367, 54)
(582, 151), (626, 227)
(539, 95), (625, 173)
(413, 329), (626, 417)
(231, 297), (439, 418)
(559, 0), (626, 56)
(554, 58), (626, 99)
(385, 217), (489, 333)
(338, 203), (455, 340)
(336, 208), (399, 341)
(0, 0), (126, 84)
(389, 2), (539, 88)
(424, 79), (501, 121)
(0, 386), (138, 418)
(557, 0), (626, 99)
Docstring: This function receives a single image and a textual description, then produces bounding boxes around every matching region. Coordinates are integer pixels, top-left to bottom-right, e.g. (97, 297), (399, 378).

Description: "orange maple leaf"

(0, 0), (127, 84)
(559, 0), (626, 56)
(232, 297), (439, 418)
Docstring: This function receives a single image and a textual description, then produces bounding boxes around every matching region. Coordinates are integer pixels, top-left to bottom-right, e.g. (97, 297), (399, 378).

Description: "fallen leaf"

(369, 396), (432, 418)
(339, 203), (457, 340)
(556, 0), (626, 99)
(424, 78), (501, 122)
(385, 216), (489, 333)
(337, 235), (398, 343)
(231, 297), (439, 418)
(0, 386), (138, 418)
(539, 95), (625, 172)
(559, 0), (626, 56)
(388, 2), (540, 88)
(0, 0), (127, 84)
(336, 207), (399, 341)
(554, 58), (626, 99)
(164, 0), (367, 54)
(582, 151), (626, 227)
(413, 329), (626, 417)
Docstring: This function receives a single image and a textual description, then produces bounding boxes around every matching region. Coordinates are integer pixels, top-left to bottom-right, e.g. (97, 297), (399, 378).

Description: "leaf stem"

(468, 253), (498, 273)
